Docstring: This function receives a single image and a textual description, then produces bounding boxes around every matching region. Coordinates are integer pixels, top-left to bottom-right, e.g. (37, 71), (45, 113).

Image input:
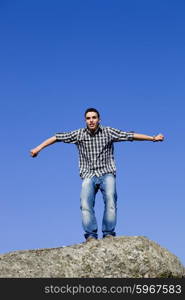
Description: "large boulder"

(0, 236), (184, 278)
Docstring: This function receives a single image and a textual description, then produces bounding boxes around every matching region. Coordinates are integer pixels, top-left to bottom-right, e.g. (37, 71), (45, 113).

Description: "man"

(30, 108), (164, 242)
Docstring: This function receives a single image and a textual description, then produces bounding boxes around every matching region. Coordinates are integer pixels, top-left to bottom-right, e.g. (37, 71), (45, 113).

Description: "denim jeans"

(80, 173), (117, 239)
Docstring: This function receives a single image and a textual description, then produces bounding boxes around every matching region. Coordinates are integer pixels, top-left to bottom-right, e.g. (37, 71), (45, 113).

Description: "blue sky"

(0, 0), (185, 267)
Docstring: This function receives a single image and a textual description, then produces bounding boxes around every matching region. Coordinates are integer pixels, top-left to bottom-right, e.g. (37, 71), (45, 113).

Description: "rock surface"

(0, 236), (184, 278)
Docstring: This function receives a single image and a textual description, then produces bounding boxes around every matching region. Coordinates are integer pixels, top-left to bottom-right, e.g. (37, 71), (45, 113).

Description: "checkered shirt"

(55, 125), (134, 178)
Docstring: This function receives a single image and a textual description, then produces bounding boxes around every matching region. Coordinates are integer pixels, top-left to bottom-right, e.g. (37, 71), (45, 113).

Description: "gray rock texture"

(0, 236), (184, 278)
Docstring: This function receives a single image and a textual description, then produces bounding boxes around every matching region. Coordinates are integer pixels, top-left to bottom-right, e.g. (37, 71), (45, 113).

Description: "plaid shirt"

(55, 125), (134, 179)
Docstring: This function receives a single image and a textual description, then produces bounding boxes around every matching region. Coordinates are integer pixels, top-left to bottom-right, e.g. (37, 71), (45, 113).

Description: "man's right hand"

(30, 148), (40, 157)
(29, 136), (56, 158)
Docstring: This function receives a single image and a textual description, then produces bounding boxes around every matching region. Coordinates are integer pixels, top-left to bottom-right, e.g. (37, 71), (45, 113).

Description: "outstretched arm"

(133, 133), (164, 142)
(30, 136), (57, 157)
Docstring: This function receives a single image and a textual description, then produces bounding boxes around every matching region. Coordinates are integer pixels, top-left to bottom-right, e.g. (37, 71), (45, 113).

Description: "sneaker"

(103, 235), (114, 239)
(85, 236), (97, 243)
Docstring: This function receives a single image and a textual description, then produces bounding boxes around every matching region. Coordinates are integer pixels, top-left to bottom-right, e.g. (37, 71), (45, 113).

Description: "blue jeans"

(80, 173), (117, 239)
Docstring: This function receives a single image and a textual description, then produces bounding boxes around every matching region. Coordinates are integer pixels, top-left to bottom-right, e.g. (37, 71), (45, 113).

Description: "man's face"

(85, 111), (100, 132)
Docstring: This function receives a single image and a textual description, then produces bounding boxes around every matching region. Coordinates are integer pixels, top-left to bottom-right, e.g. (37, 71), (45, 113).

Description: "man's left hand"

(153, 134), (164, 142)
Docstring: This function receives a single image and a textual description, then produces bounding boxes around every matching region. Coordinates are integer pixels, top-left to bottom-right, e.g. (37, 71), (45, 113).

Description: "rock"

(0, 236), (184, 278)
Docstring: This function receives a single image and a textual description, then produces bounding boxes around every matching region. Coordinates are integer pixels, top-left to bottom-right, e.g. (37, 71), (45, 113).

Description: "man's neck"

(87, 124), (100, 135)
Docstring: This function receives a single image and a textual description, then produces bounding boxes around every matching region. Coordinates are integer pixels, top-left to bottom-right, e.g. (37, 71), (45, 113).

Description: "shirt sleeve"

(55, 129), (80, 144)
(108, 127), (134, 142)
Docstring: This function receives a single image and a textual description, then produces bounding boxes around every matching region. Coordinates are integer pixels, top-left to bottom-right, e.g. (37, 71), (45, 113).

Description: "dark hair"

(84, 108), (100, 119)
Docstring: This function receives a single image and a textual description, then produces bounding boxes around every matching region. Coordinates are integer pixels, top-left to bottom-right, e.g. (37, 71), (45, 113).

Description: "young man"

(30, 108), (164, 242)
